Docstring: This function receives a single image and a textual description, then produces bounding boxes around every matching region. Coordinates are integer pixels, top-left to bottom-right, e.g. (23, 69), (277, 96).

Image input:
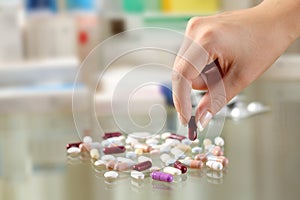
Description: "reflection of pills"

(104, 171), (119, 179)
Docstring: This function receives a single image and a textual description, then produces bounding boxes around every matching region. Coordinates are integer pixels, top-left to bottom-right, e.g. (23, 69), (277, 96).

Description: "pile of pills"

(66, 131), (228, 185)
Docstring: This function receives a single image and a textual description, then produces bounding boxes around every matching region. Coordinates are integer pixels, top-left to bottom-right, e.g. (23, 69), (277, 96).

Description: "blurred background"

(0, 0), (300, 200)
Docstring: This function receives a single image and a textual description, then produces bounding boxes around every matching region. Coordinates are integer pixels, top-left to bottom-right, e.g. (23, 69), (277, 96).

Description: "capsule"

(151, 171), (173, 182)
(106, 160), (116, 170)
(114, 162), (133, 171)
(194, 153), (207, 163)
(181, 160), (204, 169)
(80, 142), (101, 152)
(67, 147), (81, 156)
(104, 171), (119, 179)
(103, 146), (126, 154)
(134, 143), (152, 153)
(206, 160), (223, 171)
(102, 132), (122, 139)
(173, 161), (187, 174)
(66, 142), (82, 150)
(207, 156), (229, 167)
(132, 161), (152, 171)
(168, 133), (186, 141)
(188, 116), (197, 141)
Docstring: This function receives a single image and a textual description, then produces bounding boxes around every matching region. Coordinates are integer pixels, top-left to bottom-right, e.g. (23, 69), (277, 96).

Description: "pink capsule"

(151, 171), (173, 182)
(133, 161), (152, 171)
(66, 142), (82, 150)
(194, 153), (207, 163)
(103, 146), (126, 154)
(168, 133), (186, 141)
(102, 132), (122, 140)
(106, 160), (116, 170)
(114, 162), (133, 171)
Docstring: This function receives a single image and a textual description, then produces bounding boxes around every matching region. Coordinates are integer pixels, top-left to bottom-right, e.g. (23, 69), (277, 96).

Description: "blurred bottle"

(162, 0), (220, 14)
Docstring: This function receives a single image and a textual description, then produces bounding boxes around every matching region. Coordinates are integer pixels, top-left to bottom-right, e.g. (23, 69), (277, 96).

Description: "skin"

(172, 0), (300, 128)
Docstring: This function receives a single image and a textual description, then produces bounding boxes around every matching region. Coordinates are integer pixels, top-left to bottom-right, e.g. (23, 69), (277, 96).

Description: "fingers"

(195, 62), (227, 131)
(172, 37), (209, 125)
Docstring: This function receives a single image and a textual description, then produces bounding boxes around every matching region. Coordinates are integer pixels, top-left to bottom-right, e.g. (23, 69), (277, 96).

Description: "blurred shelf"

(0, 57), (80, 86)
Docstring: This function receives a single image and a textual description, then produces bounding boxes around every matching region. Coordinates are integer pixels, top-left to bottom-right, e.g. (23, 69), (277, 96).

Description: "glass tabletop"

(1, 79), (300, 200)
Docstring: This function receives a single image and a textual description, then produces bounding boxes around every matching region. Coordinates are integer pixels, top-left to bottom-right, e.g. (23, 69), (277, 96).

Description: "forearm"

(259, 0), (300, 43)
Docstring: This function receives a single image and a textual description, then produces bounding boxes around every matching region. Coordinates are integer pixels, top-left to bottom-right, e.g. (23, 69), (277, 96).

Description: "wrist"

(258, 0), (300, 42)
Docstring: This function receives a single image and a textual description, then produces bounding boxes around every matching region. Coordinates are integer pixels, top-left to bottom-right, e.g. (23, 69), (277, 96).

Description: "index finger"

(172, 38), (209, 125)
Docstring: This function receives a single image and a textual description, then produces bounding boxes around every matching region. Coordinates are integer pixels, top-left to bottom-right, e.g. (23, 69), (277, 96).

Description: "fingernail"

(177, 112), (187, 127)
(197, 111), (212, 131)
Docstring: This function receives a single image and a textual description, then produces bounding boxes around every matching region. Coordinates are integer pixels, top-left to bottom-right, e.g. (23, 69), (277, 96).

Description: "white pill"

(205, 144), (215, 152)
(125, 145), (133, 151)
(146, 138), (159, 146)
(192, 147), (202, 154)
(101, 155), (115, 163)
(131, 170), (145, 180)
(206, 160), (223, 171)
(160, 153), (172, 162)
(153, 134), (161, 140)
(161, 132), (171, 140)
(171, 147), (185, 159)
(203, 138), (212, 146)
(126, 151), (137, 159)
(101, 140), (111, 148)
(90, 149), (100, 160)
(94, 160), (106, 170)
(83, 136), (93, 144)
(214, 137), (225, 147)
(67, 147), (81, 156)
(163, 166), (182, 175)
(104, 171), (119, 179)
(138, 156), (152, 163)
(181, 138), (192, 146)
(117, 157), (135, 165)
(160, 145), (171, 153)
(165, 138), (180, 146)
(165, 158), (177, 165)
(126, 137), (138, 145)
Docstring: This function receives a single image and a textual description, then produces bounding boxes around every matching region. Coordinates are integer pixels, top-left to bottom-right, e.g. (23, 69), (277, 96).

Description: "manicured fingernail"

(197, 111), (212, 131)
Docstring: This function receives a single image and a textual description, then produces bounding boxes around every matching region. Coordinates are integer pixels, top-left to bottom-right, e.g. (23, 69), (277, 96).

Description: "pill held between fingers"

(104, 171), (119, 179)
(188, 116), (197, 141)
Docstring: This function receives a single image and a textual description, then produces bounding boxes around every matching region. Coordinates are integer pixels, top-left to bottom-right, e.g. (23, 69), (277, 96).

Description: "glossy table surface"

(1, 79), (300, 200)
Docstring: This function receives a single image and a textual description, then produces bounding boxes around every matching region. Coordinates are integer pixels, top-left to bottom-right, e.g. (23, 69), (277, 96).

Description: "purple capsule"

(102, 132), (122, 140)
(188, 116), (197, 141)
(103, 146), (126, 154)
(151, 171), (173, 182)
(132, 161), (152, 171)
